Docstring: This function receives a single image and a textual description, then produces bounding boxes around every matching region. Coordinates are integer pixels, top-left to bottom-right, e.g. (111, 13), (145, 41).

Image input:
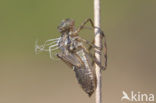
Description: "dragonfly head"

(57, 18), (75, 33)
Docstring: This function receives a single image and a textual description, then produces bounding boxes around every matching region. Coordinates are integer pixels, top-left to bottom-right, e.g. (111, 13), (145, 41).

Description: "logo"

(121, 91), (155, 102)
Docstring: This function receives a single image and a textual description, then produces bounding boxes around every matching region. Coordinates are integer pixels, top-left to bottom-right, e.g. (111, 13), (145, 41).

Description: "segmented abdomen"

(73, 66), (96, 96)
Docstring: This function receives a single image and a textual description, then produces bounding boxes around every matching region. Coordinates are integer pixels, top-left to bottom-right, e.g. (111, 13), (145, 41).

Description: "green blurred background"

(0, 0), (156, 103)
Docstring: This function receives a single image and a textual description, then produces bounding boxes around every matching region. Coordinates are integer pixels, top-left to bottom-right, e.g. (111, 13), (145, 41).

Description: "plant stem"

(94, 0), (102, 103)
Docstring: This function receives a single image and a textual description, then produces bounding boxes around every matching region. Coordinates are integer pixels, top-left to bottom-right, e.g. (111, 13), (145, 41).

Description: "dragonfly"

(35, 18), (107, 96)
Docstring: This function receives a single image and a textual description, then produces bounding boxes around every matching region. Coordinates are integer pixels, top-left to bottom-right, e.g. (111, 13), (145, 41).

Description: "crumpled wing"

(57, 52), (82, 68)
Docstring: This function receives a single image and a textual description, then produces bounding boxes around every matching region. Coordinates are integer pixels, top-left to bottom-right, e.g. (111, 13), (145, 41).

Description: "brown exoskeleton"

(35, 18), (107, 96)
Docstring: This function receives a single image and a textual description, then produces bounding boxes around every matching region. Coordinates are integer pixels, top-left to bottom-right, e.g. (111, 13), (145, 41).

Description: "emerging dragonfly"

(35, 18), (107, 96)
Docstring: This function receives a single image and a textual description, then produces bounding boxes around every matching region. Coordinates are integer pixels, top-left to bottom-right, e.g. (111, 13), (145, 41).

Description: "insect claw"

(94, 27), (104, 37)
